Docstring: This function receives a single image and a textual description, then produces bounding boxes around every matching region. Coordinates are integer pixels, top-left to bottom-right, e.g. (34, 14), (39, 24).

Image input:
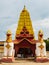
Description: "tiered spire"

(15, 6), (35, 39)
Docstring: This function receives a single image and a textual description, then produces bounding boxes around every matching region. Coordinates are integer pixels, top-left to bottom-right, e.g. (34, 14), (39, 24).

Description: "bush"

(44, 40), (49, 51)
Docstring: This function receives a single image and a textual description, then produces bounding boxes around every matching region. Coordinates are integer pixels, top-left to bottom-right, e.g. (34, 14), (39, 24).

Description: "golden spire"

(38, 29), (43, 34)
(38, 29), (44, 43)
(6, 30), (12, 43)
(38, 29), (43, 37)
(15, 6), (35, 39)
(6, 30), (12, 35)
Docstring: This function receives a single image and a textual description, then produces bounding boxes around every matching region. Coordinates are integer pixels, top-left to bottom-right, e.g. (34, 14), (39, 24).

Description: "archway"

(17, 48), (33, 58)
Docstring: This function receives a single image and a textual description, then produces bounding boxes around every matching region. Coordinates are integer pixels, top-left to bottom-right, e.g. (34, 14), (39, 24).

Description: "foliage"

(44, 40), (49, 51)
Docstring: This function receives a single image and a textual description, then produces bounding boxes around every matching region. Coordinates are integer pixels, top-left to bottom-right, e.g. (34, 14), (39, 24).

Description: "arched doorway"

(17, 48), (33, 58)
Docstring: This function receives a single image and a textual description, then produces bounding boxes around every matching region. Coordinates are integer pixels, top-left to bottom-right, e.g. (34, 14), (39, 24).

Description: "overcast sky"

(0, 0), (49, 41)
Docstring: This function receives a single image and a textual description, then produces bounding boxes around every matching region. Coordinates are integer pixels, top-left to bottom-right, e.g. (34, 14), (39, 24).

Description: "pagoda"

(0, 6), (48, 61)
(13, 6), (37, 58)
(15, 6), (35, 39)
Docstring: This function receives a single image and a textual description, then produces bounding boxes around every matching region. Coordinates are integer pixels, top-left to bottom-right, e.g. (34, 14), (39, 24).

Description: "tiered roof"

(15, 6), (34, 38)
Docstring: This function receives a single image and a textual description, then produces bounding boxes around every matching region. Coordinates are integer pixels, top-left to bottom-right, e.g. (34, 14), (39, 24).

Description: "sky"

(0, 0), (49, 41)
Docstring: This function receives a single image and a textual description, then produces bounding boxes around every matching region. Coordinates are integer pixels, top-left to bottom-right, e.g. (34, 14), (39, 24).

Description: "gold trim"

(38, 44), (44, 49)
(6, 44), (11, 49)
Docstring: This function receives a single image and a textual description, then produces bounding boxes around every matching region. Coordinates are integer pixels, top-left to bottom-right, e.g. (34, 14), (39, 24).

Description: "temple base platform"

(35, 57), (49, 62)
(1, 57), (15, 63)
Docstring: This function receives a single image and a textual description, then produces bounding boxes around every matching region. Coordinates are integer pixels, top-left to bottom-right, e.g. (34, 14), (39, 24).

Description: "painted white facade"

(35, 42), (47, 57)
(4, 42), (14, 57)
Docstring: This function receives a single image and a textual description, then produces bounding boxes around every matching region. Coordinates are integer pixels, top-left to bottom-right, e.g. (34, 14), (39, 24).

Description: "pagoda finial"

(24, 5), (26, 10)
(38, 29), (43, 42)
(6, 29), (12, 43)
(6, 29), (12, 35)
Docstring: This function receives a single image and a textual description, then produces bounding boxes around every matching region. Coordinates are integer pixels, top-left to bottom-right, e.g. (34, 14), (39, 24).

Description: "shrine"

(13, 6), (38, 58)
(0, 6), (48, 63)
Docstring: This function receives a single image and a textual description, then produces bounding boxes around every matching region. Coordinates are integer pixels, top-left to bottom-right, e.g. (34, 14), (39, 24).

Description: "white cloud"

(0, 0), (49, 40)
(7, 23), (18, 40)
(33, 18), (49, 39)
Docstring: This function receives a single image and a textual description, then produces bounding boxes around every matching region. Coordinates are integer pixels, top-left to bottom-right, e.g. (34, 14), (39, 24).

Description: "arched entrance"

(17, 48), (33, 58)
(14, 39), (36, 58)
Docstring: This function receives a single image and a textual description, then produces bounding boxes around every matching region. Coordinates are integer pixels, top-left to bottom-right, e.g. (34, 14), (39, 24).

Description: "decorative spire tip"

(24, 5), (26, 10)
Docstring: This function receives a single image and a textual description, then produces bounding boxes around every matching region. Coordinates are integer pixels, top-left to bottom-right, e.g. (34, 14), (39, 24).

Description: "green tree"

(44, 40), (49, 51)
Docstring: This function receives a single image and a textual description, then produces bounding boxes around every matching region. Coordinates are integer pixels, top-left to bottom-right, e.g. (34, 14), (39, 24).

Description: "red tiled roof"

(12, 38), (39, 44)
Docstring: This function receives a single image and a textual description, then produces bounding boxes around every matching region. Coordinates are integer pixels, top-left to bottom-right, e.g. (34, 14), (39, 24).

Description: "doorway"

(17, 48), (33, 58)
